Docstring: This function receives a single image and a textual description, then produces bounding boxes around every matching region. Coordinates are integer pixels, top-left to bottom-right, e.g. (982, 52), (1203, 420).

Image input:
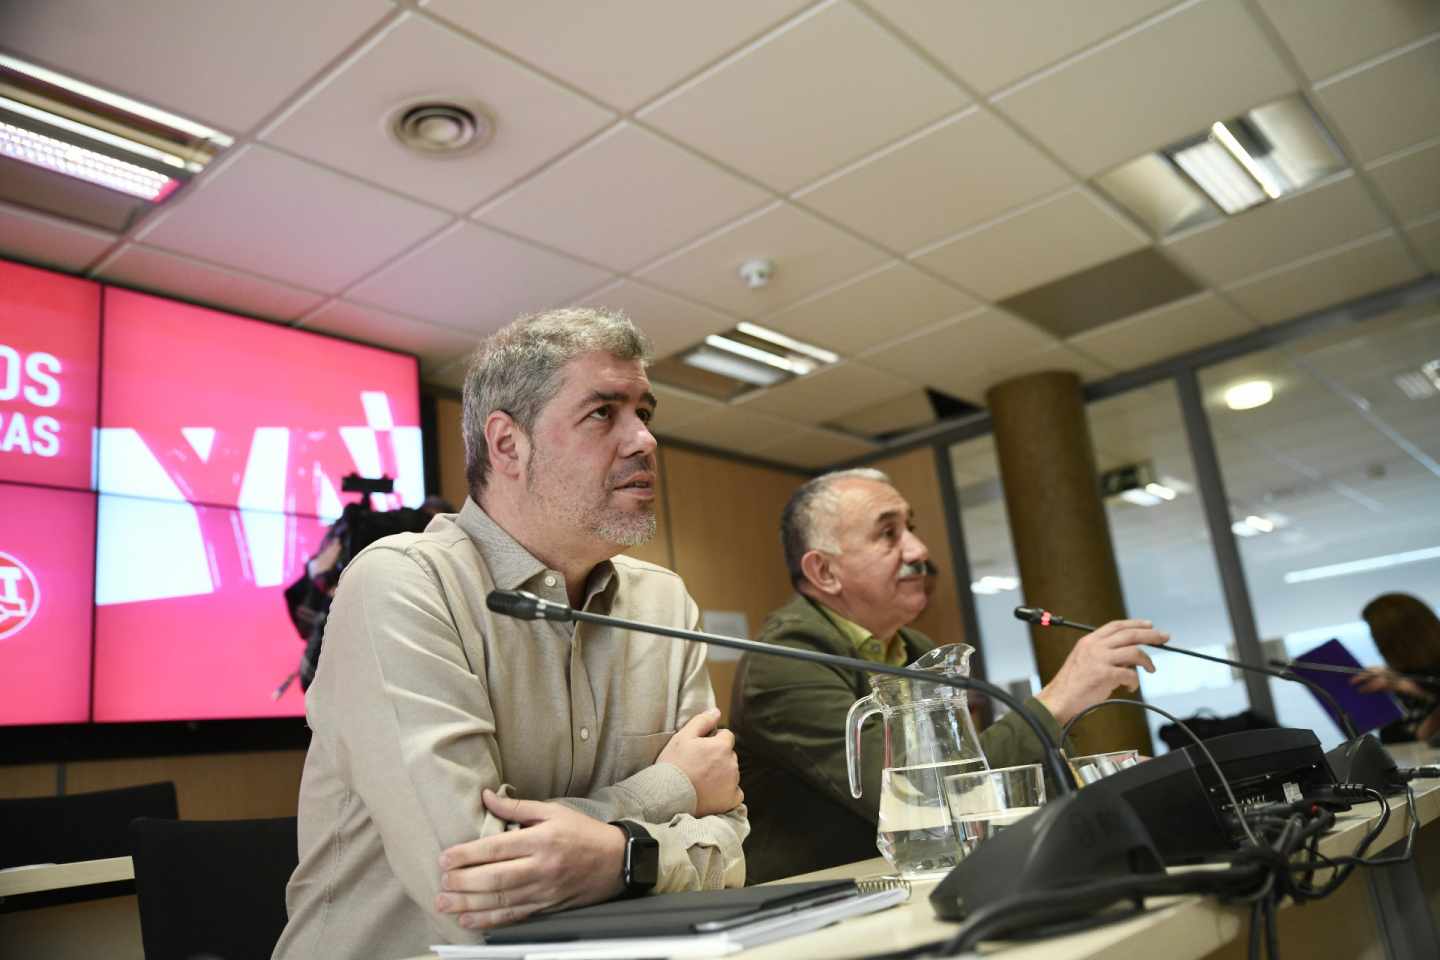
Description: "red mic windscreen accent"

(1040, 611), (1052, 627)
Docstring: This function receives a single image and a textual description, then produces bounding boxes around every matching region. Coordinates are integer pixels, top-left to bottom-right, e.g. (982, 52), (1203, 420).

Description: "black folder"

(483, 879), (860, 943)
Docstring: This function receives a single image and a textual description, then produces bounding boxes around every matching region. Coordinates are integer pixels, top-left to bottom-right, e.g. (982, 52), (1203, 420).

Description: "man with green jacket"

(730, 468), (1167, 883)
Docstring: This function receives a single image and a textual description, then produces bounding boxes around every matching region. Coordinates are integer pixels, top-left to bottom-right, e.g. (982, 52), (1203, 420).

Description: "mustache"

(898, 560), (927, 579)
(609, 456), (657, 486)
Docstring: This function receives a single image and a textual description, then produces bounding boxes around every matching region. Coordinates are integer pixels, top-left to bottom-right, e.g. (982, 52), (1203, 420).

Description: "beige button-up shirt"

(274, 500), (748, 960)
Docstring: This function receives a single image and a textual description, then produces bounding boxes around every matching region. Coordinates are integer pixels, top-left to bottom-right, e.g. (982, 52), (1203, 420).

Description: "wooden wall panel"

(64, 750), (306, 819)
(662, 448), (799, 646)
(0, 762), (60, 798)
(434, 395), (469, 512)
(870, 446), (968, 649)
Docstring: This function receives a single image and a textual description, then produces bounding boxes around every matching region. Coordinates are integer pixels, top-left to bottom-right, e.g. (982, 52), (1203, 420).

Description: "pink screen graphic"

(0, 484), (96, 726)
(0, 260), (101, 490)
(92, 288), (424, 722)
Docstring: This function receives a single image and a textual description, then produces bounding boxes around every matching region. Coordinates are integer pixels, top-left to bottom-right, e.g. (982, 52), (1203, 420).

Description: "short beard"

(526, 444), (657, 548)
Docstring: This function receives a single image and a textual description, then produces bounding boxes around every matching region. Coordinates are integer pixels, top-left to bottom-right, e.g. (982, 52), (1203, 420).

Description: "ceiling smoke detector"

(738, 258), (774, 289)
(390, 103), (491, 156)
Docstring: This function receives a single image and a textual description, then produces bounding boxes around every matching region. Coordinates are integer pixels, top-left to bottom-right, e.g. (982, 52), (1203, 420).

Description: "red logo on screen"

(0, 551), (40, 640)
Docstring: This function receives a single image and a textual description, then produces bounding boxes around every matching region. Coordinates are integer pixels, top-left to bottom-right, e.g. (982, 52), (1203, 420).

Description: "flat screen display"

(0, 262), (427, 727)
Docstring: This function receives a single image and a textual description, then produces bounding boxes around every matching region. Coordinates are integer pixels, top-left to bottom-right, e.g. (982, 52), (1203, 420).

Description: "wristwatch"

(610, 819), (659, 897)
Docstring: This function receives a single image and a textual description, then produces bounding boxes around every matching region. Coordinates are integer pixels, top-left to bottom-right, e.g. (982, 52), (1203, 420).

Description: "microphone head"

(1014, 606), (1045, 625)
(487, 589), (541, 620)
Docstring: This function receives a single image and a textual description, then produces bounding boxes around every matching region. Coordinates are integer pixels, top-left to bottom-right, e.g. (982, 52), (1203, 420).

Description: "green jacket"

(730, 594), (1063, 884)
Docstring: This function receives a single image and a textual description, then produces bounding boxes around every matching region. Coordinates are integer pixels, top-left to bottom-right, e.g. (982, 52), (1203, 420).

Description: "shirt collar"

(453, 498), (617, 607)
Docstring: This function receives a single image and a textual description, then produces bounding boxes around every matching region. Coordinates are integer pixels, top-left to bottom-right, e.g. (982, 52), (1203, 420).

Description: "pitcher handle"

(845, 693), (882, 799)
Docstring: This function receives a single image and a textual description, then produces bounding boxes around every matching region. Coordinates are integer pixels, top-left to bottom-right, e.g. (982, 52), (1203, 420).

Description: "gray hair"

(780, 467), (892, 588)
(462, 307), (651, 496)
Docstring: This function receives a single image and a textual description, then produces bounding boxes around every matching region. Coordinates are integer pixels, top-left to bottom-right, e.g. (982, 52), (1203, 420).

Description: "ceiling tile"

(299, 300), (480, 372)
(1163, 175), (1388, 285)
(577, 280), (736, 359)
(475, 123), (768, 272)
(993, 0), (1295, 177)
(649, 383), (726, 433)
(1255, 0), (1440, 82)
(1407, 215), (1440, 271)
(752, 425), (878, 470)
(0, 202), (116, 272)
(636, 202), (888, 317)
(659, 405), (806, 458)
(1069, 293), (1258, 370)
(861, 307), (1060, 401)
(1315, 36), (1440, 163)
(1001, 247), (1200, 338)
(831, 390), (943, 438)
(1366, 138), (1440, 224)
(731, 362), (912, 423)
(796, 109), (1071, 253)
(867, 0), (1175, 95)
(0, 0), (391, 132)
(262, 14), (614, 213)
(1225, 232), (1422, 325)
(980, 344), (1114, 393)
(96, 244), (326, 321)
(913, 189), (1147, 300)
(348, 221), (612, 333)
(422, 0), (813, 111)
(762, 261), (976, 357)
(137, 146), (450, 294)
(423, 357), (470, 392)
(638, 1), (967, 192)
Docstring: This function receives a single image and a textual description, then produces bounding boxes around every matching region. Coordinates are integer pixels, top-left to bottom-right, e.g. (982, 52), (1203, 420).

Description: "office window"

(1087, 383), (1244, 750)
(1200, 299), (1440, 746)
(947, 435), (1038, 703)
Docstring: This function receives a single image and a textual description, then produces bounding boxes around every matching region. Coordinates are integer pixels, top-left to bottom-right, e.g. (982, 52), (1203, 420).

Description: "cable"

(1058, 698), (1261, 847)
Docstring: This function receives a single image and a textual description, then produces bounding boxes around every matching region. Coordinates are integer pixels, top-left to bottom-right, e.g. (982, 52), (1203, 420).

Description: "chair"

(0, 781), (178, 868)
(130, 816), (298, 960)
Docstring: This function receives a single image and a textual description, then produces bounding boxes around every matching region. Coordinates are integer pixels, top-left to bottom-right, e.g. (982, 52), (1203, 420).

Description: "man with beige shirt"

(274, 309), (747, 960)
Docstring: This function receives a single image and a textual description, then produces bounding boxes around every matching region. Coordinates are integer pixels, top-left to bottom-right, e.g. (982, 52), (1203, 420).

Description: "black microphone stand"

(1016, 606), (1402, 791)
(492, 589), (1076, 791)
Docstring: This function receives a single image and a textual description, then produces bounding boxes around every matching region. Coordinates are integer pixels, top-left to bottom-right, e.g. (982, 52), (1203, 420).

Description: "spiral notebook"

(430, 877), (909, 959)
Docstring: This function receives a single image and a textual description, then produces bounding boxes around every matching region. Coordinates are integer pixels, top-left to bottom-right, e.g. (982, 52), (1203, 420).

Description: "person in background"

(1353, 593), (1440, 741)
(730, 467), (1168, 883)
(274, 309), (746, 960)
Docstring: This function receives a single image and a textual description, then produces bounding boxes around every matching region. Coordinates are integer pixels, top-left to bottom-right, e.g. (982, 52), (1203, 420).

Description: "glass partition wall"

(940, 287), (1440, 752)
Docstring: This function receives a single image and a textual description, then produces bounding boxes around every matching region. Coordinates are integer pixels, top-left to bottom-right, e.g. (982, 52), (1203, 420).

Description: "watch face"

(630, 836), (660, 890)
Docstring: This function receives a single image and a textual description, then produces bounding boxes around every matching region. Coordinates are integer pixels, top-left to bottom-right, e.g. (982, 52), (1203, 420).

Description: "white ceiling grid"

(0, 0), (1435, 469)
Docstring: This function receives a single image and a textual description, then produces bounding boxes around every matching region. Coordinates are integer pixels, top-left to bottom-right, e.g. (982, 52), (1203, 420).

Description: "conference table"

(409, 741), (1440, 960)
(5, 745), (1439, 960)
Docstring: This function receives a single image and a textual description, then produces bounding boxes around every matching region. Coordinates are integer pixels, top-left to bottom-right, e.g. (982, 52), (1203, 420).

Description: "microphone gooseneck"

(1013, 605), (1360, 740)
(489, 589), (1077, 793)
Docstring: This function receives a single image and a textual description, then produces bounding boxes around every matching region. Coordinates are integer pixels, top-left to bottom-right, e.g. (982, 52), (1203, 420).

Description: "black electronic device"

(340, 473), (394, 495)
(1099, 727), (1335, 864)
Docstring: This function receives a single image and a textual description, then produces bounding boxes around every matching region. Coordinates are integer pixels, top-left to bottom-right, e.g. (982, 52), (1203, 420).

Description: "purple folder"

(1290, 638), (1404, 734)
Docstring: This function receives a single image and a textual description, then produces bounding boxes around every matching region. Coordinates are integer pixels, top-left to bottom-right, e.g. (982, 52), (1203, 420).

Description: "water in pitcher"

(877, 758), (986, 878)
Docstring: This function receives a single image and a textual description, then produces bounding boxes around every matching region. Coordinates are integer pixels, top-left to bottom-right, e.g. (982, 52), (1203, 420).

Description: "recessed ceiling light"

(1224, 380), (1274, 411)
(971, 575), (1019, 595)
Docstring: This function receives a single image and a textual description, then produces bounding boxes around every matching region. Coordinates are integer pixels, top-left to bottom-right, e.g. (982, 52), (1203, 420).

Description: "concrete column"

(986, 370), (1153, 756)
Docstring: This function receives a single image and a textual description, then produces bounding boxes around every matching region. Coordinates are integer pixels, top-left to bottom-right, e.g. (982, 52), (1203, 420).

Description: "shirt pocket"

(618, 730), (675, 776)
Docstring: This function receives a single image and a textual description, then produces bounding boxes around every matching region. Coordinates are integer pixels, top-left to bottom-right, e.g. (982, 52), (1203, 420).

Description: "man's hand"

(1351, 668), (1426, 699)
(656, 708), (743, 816)
(1035, 619), (1169, 725)
(435, 789), (626, 930)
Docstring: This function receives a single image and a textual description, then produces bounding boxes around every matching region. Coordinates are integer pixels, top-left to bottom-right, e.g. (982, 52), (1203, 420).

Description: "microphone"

(486, 588), (1168, 922)
(1014, 605), (1403, 790)
(485, 589), (574, 622)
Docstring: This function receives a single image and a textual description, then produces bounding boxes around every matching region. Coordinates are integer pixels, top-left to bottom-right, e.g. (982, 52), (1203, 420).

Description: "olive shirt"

(274, 500), (748, 960)
(730, 593), (1062, 884)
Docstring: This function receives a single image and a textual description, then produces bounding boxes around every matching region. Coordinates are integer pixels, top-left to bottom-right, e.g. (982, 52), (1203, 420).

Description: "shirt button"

(579, 727), (590, 742)
(543, 575), (557, 588)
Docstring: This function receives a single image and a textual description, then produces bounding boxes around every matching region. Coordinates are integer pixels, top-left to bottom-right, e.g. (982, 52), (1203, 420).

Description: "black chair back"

(0, 781), (178, 868)
(130, 816), (298, 960)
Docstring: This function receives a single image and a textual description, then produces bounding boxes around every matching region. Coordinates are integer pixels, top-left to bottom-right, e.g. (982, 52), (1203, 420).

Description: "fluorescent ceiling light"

(1172, 138), (1266, 214)
(703, 334), (813, 375)
(1231, 521), (1260, 538)
(681, 345), (787, 386)
(1144, 482), (1177, 501)
(1244, 514), (1274, 533)
(1224, 380), (1274, 411)
(0, 118), (178, 200)
(735, 321), (839, 364)
(1424, 359), (1440, 392)
(1210, 122), (1282, 200)
(1120, 488), (1163, 507)
(0, 94), (187, 169)
(0, 53), (232, 146)
(1394, 371), (1436, 400)
(1284, 545), (1440, 585)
